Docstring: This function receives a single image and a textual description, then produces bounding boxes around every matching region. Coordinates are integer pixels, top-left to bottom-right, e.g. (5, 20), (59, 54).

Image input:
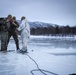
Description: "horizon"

(17, 20), (76, 26)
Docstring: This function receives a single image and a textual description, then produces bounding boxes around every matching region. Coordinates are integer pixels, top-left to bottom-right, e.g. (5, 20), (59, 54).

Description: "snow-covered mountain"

(29, 21), (57, 28)
(17, 20), (58, 28)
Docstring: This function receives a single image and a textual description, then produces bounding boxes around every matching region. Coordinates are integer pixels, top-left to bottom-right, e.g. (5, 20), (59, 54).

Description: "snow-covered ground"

(0, 35), (76, 75)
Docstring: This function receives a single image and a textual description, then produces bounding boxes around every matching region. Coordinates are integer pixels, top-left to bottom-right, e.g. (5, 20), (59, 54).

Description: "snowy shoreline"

(30, 35), (76, 40)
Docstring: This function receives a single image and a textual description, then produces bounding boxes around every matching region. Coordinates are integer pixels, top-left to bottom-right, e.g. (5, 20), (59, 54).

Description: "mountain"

(17, 20), (58, 28)
(17, 20), (76, 35)
(29, 21), (58, 28)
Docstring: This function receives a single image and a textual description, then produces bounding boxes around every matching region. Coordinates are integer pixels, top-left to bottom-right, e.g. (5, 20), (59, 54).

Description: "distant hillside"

(29, 21), (57, 28)
(17, 20), (76, 35)
(17, 20), (58, 28)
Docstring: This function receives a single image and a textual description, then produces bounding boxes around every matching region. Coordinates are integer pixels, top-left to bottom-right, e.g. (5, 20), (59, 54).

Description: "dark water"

(29, 37), (76, 49)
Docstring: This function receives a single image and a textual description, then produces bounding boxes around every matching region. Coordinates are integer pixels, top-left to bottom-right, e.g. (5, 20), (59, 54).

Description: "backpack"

(0, 18), (8, 31)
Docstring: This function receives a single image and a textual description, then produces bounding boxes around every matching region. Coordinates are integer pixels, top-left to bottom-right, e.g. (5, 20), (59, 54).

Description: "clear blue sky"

(0, 0), (76, 26)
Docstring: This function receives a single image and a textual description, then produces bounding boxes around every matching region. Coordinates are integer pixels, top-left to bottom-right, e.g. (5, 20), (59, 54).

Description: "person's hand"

(12, 22), (17, 26)
(6, 19), (9, 22)
(12, 22), (15, 24)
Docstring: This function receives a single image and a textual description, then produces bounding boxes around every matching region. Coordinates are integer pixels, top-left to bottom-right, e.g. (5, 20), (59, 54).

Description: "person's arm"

(25, 20), (30, 37)
(18, 20), (25, 31)
(12, 21), (19, 28)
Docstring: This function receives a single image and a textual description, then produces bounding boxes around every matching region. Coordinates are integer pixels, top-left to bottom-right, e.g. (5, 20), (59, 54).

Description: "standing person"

(0, 18), (8, 51)
(18, 16), (30, 53)
(7, 15), (20, 51)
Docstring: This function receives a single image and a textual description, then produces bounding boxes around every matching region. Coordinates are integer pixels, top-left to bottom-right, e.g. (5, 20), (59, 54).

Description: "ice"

(0, 35), (76, 75)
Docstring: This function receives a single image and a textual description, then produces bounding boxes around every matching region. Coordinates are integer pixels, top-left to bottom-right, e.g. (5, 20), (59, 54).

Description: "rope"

(25, 54), (58, 75)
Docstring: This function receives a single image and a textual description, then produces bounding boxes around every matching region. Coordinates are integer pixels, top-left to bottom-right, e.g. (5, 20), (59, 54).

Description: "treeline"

(30, 25), (76, 36)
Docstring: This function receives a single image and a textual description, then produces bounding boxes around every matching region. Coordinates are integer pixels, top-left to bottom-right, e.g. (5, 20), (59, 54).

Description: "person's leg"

(1, 31), (8, 51)
(1, 31), (5, 51)
(5, 32), (8, 51)
(13, 31), (19, 50)
(21, 33), (29, 52)
(7, 32), (11, 46)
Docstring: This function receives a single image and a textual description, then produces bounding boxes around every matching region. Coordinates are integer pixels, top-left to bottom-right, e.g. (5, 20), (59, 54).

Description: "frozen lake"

(29, 36), (76, 52)
(0, 36), (76, 75)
